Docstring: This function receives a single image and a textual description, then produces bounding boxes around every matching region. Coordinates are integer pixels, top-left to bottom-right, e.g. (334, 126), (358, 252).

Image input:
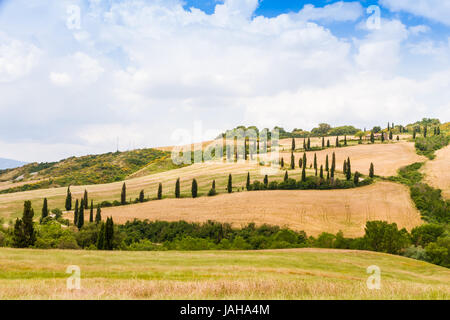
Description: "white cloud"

(0, 33), (41, 83)
(295, 1), (363, 22)
(50, 72), (72, 86)
(381, 0), (450, 26)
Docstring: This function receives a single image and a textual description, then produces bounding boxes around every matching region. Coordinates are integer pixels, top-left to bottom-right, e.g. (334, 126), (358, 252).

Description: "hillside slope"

(0, 248), (448, 299)
(0, 148), (172, 190)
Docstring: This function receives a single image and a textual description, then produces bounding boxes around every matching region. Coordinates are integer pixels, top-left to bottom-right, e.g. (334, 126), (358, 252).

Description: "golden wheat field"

(280, 141), (425, 177)
(423, 144), (450, 199)
(96, 181), (421, 237)
(0, 248), (448, 300)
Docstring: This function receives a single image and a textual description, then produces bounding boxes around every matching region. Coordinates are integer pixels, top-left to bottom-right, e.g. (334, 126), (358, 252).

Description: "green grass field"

(0, 248), (448, 300)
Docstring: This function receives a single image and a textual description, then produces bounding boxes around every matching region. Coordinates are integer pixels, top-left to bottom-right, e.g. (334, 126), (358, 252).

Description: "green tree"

(344, 135), (347, 146)
(41, 198), (49, 222)
(335, 136), (339, 147)
(74, 199), (79, 226)
(424, 126), (428, 138)
(327, 140), (330, 148)
(95, 205), (102, 224)
(320, 165), (324, 179)
(369, 163), (374, 178)
(284, 171), (288, 182)
(389, 130), (393, 140)
(246, 172), (251, 190)
(13, 201), (36, 248)
(96, 222), (105, 249)
(263, 175), (268, 187)
(346, 157), (351, 181)
(227, 174), (232, 193)
(413, 130), (416, 139)
(83, 190), (88, 209)
(331, 152), (336, 178)
(313, 153), (317, 171)
(175, 178), (181, 198)
(353, 171), (360, 185)
(139, 190), (145, 202)
(192, 179), (198, 198)
(381, 132), (385, 143)
(65, 186), (72, 211)
(291, 138), (295, 151)
(325, 154), (329, 172)
(89, 200), (94, 223)
(290, 152), (295, 169)
(307, 137), (311, 150)
(302, 152), (307, 169)
(301, 164), (306, 182)
(322, 136), (325, 148)
(370, 131), (375, 143)
(121, 183), (127, 205)
(77, 199), (84, 230)
(364, 221), (410, 254)
(157, 183), (163, 200)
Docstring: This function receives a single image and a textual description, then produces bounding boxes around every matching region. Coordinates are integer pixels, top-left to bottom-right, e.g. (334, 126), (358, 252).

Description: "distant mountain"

(0, 158), (27, 170)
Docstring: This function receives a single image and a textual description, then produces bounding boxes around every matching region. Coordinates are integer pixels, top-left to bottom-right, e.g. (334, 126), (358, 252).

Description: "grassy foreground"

(0, 248), (448, 300)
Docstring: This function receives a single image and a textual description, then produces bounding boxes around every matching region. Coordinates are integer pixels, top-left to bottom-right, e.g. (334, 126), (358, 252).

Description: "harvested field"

(99, 181), (422, 237)
(423, 144), (450, 199)
(280, 141), (425, 177)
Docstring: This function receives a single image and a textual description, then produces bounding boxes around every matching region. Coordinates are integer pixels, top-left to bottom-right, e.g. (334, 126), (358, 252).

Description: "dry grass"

(423, 144), (450, 199)
(0, 248), (448, 300)
(280, 141), (425, 177)
(98, 181), (421, 237)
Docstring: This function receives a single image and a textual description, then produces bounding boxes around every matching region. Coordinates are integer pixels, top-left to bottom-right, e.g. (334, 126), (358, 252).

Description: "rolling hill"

(0, 158), (27, 170)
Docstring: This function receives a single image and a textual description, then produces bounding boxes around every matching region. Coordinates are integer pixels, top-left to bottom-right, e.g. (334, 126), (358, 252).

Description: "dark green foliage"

(139, 190), (145, 202)
(322, 137), (325, 148)
(175, 178), (181, 198)
(335, 136), (339, 147)
(369, 163), (374, 178)
(327, 140), (330, 148)
(158, 183), (163, 200)
(280, 157), (284, 168)
(290, 152), (295, 169)
(364, 221), (410, 254)
(74, 199), (79, 226)
(291, 138), (295, 151)
(89, 200), (94, 223)
(353, 171), (361, 185)
(96, 217), (114, 250)
(246, 172), (251, 191)
(77, 199), (84, 230)
(346, 157), (351, 181)
(331, 152), (336, 178)
(284, 171), (288, 182)
(411, 224), (445, 247)
(192, 179), (198, 198)
(410, 183), (450, 223)
(319, 165), (323, 179)
(325, 155), (329, 172)
(95, 205), (102, 223)
(65, 186), (72, 211)
(41, 198), (49, 221)
(13, 201), (36, 248)
(227, 174), (232, 193)
(307, 137), (311, 150)
(344, 135), (347, 146)
(370, 131), (375, 143)
(96, 223), (105, 249)
(263, 175), (268, 187)
(83, 190), (88, 209)
(208, 180), (217, 196)
(389, 130), (393, 140)
(120, 183), (127, 205)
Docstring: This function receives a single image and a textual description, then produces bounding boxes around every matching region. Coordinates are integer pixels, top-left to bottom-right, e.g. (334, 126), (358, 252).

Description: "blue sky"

(0, 0), (450, 162)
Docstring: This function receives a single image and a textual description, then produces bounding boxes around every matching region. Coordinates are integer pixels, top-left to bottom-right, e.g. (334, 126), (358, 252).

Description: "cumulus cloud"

(0, 0), (448, 162)
(381, 0), (450, 26)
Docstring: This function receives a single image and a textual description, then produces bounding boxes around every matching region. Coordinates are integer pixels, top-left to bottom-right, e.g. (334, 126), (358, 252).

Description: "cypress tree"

(344, 135), (347, 146)
(246, 172), (251, 190)
(327, 140), (330, 148)
(13, 201), (36, 248)
(389, 130), (393, 140)
(307, 137), (311, 150)
(320, 165), (324, 179)
(65, 186), (72, 211)
(209, 180), (216, 195)
(291, 138), (295, 151)
(343, 159), (347, 174)
(354, 171), (360, 185)
(302, 153), (307, 169)
(280, 157), (284, 168)
(301, 164), (306, 182)
(346, 157), (351, 181)
(336, 136), (339, 147)
(370, 131), (375, 143)
(263, 175), (268, 188)
(139, 190), (145, 202)
(290, 152), (295, 169)
(299, 158), (302, 168)
(381, 133), (385, 142)
(433, 127), (437, 135)
(105, 217), (114, 250)
(83, 190), (88, 209)
(284, 171), (288, 182)
(175, 178), (181, 198)
(424, 126), (427, 138)
(121, 183), (127, 205)
(191, 179), (198, 198)
(157, 183), (163, 200)
(413, 130), (416, 139)
(95, 205), (102, 224)
(41, 198), (48, 221)
(227, 174), (232, 193)
(77, 199), (84, 230)
(326, 170), (330, 180)
(437, 127), (441, 135)
(303, 139), (307, 150)
(313, 153), (317, 171)
(331, 152), (336, 178)
(74, 199), (79, 226)
(322, 137), (325, 149)
(325, 155), (329, 172)
(89, 200), (94, 223)
(396, 135), (400, 141)
(369, 163), (374, 178)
